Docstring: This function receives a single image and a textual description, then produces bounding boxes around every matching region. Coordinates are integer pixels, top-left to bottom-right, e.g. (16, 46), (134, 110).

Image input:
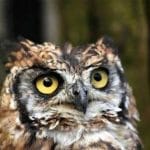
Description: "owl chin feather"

(0, 37), (142, 149)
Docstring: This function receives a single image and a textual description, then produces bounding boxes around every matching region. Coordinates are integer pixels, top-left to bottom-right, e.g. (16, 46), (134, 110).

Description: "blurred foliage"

(0, 0), (150, 149)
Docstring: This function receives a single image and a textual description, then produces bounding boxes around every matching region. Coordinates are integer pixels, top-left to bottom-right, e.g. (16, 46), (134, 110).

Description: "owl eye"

(91, 68), (109, 89)
(35, 75), (59, 95)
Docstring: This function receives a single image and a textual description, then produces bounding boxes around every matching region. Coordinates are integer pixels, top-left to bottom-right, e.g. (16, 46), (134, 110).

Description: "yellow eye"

(91, 69), (109, 89)
(35, 76), (59, 95)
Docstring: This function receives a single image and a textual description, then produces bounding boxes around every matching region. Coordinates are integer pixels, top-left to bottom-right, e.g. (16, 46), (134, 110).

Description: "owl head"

(0, 37), (139, 137)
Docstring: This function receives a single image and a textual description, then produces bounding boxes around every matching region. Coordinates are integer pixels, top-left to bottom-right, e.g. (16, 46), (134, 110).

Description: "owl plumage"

(0, 37), (142, 149)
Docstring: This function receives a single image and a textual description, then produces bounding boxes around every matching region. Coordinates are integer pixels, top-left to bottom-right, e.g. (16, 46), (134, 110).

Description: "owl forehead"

(6, 38), (117, 74)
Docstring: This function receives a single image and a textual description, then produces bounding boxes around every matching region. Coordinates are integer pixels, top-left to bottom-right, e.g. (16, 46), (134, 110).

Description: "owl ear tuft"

(96, 36), (118, 55)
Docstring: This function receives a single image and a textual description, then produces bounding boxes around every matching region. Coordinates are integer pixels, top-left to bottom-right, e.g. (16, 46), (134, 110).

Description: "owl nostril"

(73, 89), (88, 96)
(82, 88), (88, 97)
(72, 82), (88, 97)
(73, 90), (79, 96)
(84, 90), (88, 95)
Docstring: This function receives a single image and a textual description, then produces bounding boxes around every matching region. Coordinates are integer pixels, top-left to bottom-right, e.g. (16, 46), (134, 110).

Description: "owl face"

(0, 37), (141, 149)
(5, 37), (126, 132)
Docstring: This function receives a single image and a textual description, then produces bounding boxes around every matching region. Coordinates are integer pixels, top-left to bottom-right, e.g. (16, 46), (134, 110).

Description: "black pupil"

(43, 77), (52, 87)
(93, 72), (101, 81)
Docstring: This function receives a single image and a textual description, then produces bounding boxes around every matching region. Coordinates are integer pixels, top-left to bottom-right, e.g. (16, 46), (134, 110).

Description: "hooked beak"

(72, 80), (88, 113)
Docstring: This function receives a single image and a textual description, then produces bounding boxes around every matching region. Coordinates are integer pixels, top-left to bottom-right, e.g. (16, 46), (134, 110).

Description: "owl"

(0, 37), (142, 150)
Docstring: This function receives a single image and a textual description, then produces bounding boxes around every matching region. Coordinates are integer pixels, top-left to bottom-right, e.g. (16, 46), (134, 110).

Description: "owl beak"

(72, 81), (88, 113)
